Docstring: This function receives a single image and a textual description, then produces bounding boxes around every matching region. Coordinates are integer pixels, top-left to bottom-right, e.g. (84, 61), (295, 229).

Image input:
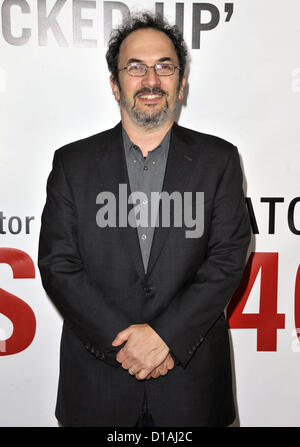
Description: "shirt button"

(143, 166), (148, 171)
(141, 234), (147, 241)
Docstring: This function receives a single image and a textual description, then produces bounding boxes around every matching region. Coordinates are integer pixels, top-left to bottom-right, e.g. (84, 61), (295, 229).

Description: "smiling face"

(110, 28), (186, 129)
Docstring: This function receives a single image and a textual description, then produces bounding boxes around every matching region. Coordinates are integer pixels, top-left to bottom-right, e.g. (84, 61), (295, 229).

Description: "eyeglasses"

(118, 62), (181, 77)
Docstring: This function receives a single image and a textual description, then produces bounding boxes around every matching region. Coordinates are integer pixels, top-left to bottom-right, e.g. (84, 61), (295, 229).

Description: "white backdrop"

(0, 0), (300, 427)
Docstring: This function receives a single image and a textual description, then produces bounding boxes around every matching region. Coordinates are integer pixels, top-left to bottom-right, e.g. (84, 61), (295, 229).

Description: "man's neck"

(121, 114), (174, 158)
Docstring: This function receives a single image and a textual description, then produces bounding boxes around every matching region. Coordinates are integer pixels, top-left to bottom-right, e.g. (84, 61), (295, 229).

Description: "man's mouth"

(135, 90), (166, 104)
(139, 94), (162, 98)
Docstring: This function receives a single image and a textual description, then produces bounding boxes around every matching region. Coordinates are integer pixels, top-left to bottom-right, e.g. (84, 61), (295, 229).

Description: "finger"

(119, 357), (133, 369)
(150, 362), (166, 379)
(152, 357), (172, 378)
(128, 366), (139, 376)
(112, 327), (132, 346)
(158, 362), (168, 376)
(151, 368), (161, 379)
(146, 364), (168, 379)
(146, 366), (160, 380)
(125, 362), (140, 372)
(167, 362), (174, 370)
(116, 341), (139, 364)
(166, 355), (175, 370)
(116, 347), (129, 364)
(118, 348), (143, 368)
(158, 366), (168, 376)
(135, 368), (151, 381)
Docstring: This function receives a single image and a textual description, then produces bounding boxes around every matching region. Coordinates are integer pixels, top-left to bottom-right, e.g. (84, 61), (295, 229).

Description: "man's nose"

(141, 66), (161, 88)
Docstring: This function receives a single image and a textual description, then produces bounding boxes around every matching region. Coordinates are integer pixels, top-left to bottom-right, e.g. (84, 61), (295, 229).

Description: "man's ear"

(110, 75), (120, 101)
(178, 74), (186, 101)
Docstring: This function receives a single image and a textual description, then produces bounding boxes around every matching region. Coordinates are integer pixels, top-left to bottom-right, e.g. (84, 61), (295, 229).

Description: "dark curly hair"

(106, 12), (187, 88)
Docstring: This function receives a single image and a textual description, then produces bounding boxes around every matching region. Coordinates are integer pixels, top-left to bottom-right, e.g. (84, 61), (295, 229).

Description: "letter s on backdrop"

(0, 248), (36, 356)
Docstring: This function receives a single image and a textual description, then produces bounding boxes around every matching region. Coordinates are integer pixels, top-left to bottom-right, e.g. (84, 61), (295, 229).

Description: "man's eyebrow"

(157, 57), (173, 63)
(126, 57), (174, 64)
(127, 58), (143, 64)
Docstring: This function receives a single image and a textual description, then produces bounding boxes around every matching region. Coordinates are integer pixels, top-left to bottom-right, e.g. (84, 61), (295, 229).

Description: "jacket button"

(95, 350), (105, 360)
(143, 285), (152, 293)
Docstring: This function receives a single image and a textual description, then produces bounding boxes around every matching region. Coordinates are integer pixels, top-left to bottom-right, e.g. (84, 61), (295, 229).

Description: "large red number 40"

(227, 252), (285, 351)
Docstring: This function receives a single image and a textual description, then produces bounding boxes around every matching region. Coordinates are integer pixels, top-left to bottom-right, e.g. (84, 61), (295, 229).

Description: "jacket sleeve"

(149, 147), (251, 369)
(38, 149), (131, 367)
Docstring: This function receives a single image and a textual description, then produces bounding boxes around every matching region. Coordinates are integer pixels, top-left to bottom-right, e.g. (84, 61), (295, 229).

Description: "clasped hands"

(111, 323), (175, 380)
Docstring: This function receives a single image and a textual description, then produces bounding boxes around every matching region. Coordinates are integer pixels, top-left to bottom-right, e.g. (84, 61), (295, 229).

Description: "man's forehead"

(119, 28), (178, 63)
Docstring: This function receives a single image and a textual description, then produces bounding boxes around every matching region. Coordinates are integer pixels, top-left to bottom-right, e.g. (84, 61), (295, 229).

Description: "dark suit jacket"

(38, 121), (251, 427)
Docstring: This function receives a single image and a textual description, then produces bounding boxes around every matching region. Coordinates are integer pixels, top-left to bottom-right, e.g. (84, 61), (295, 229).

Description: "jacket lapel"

(95, 121), (145, 279)
(146, 122), (199, 277)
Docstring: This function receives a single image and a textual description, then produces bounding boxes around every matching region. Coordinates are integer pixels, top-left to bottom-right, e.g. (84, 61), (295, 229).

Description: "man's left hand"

(111, 324), (170, 380)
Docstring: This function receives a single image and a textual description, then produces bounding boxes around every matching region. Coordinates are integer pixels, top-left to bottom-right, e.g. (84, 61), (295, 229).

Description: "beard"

(119, 86), (177, 129)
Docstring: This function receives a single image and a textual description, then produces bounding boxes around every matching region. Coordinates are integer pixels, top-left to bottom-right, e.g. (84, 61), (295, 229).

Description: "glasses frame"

(118, 62), (182, 77)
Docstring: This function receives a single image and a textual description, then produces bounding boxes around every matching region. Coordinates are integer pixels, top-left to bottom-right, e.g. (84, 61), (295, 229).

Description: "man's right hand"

(144, 353), (175, 380)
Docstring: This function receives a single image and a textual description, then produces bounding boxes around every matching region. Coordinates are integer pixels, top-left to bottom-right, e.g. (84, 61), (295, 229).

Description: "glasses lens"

(155, 64), (175, 76)
(127, 64), (146, 76)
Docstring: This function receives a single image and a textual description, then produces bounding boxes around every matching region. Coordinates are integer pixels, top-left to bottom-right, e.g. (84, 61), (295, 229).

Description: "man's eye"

(128, 64), (144, 71)
(157, 64), (173, 73)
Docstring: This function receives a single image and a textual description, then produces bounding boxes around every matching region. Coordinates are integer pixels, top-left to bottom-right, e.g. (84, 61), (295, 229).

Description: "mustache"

(134, 87), (167, 98)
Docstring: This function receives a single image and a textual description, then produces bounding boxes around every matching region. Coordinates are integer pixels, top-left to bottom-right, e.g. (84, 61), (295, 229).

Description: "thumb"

(111, 327), (131, 346)
(166, 354), (175, 369)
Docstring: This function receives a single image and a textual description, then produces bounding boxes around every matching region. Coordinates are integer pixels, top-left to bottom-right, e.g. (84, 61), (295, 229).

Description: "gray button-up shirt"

(122, 127), (171, 273)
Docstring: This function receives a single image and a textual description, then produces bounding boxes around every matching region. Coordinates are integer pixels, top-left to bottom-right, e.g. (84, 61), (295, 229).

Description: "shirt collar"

(122, 126), (171, 159)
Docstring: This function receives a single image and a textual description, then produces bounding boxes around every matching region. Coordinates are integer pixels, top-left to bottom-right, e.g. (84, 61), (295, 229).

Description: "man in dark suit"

(38, 12), (250, 427)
